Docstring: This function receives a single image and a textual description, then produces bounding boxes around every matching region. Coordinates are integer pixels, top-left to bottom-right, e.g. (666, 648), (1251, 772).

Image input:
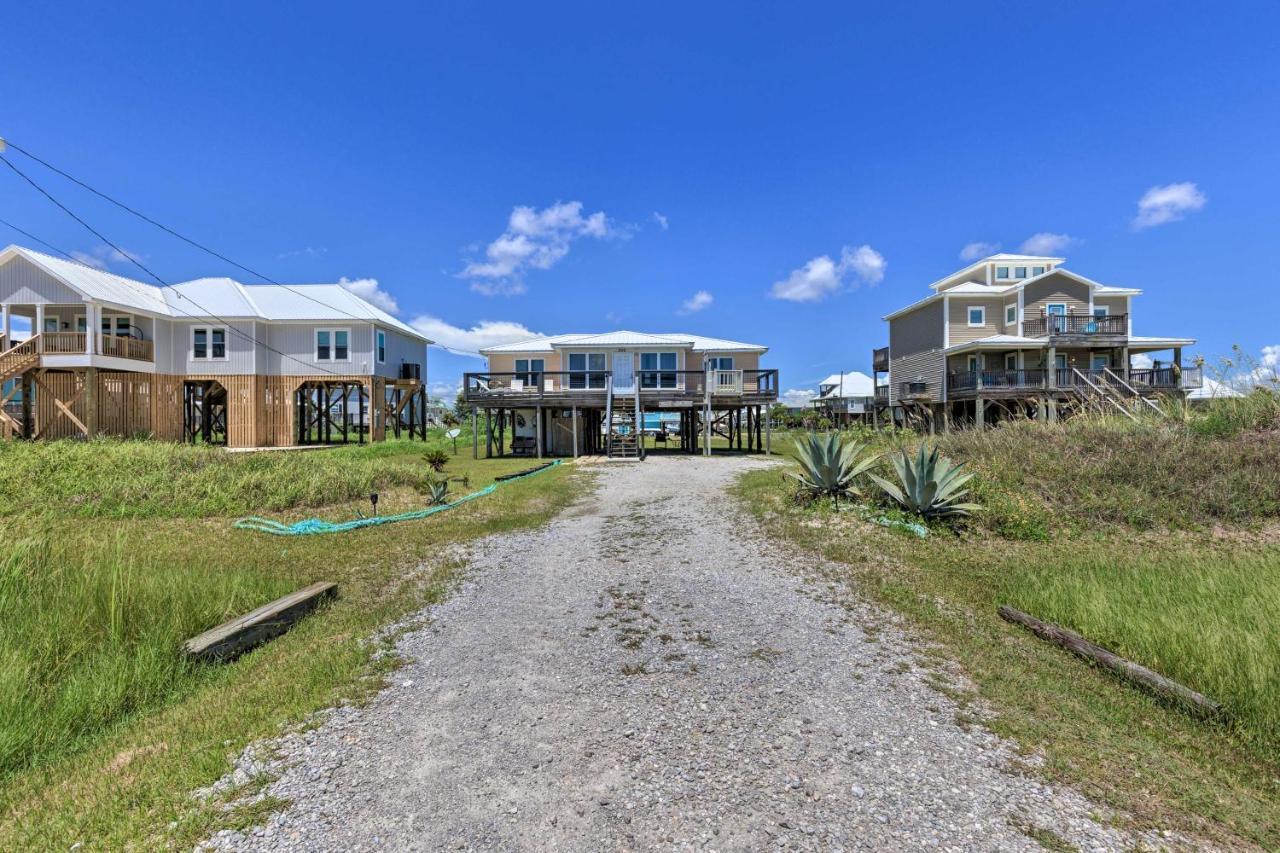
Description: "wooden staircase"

(1066, 368), (1166, 421)
(606, 396), (641, 459)
(0, 335), (39, 385)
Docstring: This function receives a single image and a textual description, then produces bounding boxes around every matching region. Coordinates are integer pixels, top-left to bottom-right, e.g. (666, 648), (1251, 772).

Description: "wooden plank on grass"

(997, 604), (1221, 717)
(184, 582), (337, 662)
(493, 462), (556, 481)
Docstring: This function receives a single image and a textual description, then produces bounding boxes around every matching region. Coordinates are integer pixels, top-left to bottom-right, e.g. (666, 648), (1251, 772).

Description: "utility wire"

(0, 154), (341, 377)
(1, 137), (404, 331)
(0, 216), (77, 261)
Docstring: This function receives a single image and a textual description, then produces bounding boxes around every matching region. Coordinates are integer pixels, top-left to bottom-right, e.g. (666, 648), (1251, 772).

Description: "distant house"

(464, 331), (779, 458)
(811, 371), (880, 424)
(0, 245), (433, 447)
(874, 252), (1200, 428)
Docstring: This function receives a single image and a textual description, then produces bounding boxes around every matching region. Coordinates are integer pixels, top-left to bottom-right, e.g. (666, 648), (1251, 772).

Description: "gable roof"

(0, 245), (430, 342)
(481, 331), (767, 355)
(884, 266), (1141, 321)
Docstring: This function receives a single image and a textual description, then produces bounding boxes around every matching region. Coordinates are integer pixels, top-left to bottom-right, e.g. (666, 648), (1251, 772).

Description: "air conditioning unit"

(400, 363), (422, 381)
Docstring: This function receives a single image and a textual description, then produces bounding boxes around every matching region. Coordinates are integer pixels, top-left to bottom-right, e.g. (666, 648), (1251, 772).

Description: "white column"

(1, 304), (9, 346)
(34, 305), (45, 351)
(86, 303), (97, 354)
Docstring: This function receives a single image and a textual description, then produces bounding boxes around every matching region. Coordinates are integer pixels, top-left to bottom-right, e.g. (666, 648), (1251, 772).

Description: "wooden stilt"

(535, 405), (543, 459)
(471, 407), (478, 458)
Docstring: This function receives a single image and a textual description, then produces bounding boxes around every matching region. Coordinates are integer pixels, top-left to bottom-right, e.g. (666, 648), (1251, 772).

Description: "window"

(1032, 266), (1045, 276)
(192, 326), (227, 360)
(967, 306), (986, 327)
(1005, 353), (1018, 370)
(567, 352), (607, 389)
(315, 328), (350, 361)
(1005, 304), (1017, 325)
(995, 266), (1010, 279)
(514, 358), (544, 386)
(1014, 266), (1028, 278)
(967, 355), (979, 372)
(707, 356), (734, 371)
(640, 351), (678, 389)
(376, 330), (386, 363)
(1092, 306), (1109, 317)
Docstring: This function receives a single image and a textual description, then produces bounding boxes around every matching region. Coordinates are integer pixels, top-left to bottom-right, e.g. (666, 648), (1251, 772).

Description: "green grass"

(0, 436), (580, 848)
(735, 419), (1280, 848)
(1001, 548), (1280, 750)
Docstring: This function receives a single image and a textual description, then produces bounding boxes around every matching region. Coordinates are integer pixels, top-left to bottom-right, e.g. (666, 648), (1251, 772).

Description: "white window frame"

(1005, 352), (1018, 370)
(191, 325), (229, 361)
(995, 266), (1010, 280)
(1031, 265), (1046, 276)
(1092, 305), (1109, 317)
(314, 328), (351, 362)
(75, 313), (133, 335)
(1014, 266), (1028, 278)
(1005, 303), (1017, 325)
(567, 352), (607, 390)
(966, 306), (986, 327)
(376, 329), (387, 364)
(707, 355), (734, 371)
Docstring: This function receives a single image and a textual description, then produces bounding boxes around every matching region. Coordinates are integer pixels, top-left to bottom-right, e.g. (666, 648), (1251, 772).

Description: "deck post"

(975, 396), (985, 431)
(83, 368), (98, 438)
(471, 407), (478, 459)
(765, 405), (772, 454)
(1121, 346), (1130, 382)
(34, 305), (44, 350)
(572, 405), (579, 458)
(535, 405), (543, 459)
(1046, 346), (1057, 388)
(1047, 398), (1058, 423)
(485, 408), (493, 458)
(21, 371), (33, 439)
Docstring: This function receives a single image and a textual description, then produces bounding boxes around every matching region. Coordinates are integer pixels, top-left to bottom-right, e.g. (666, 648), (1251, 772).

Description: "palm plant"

(790, 432), (878, 504)
(869, 444), (982, 520)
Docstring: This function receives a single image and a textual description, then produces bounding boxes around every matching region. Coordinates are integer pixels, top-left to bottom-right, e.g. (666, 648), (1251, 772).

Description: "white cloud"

(678, 290), (713, 315)
(409, 315), (541, 356)
(1019, 232), (1075, 255)
(71, 245), (141, 270)
(339, 277), (399, 314)
(461, 201), (615, 295)
(653, 211), (669, 230)
(428, 379), (461, 400)
(959, 241), (1000, 262)
(278, 246), (327, 259)
(770, 244), (886, 303)
(1132, 182), (1206, 230)
(1263, 345), (1280, 369)
(1130, 353), (1154, 369)
(780, 388), (817, 408)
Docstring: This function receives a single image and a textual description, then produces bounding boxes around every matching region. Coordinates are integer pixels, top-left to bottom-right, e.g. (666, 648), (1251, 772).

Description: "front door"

(1091, 354), (1110, 371)
(612, 351), (634, 391)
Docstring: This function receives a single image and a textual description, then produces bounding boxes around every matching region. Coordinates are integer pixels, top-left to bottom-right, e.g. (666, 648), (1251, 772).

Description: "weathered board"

(184, 581), (338, 662)
(998, 605), (1221, 717)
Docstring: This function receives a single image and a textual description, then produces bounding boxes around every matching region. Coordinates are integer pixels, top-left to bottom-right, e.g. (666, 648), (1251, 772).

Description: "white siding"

(0, 256), (83, 304)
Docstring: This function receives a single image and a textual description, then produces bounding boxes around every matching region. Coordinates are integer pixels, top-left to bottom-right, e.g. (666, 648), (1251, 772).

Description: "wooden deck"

(463, 369), (780, 407)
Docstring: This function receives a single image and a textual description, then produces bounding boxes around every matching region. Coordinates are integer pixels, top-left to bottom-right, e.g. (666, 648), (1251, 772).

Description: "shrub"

(789, 432), (878, 505)
(869, 444), (982, 520)
(423, 448), (450, 473)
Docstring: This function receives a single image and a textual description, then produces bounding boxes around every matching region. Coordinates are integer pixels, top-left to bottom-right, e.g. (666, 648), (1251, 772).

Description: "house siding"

(374, 326), (427, 380)
(261, 322), (377, 376)
(0, 256), (83, 304)
(947, 297), (1004, 344)
(1094, 296), (1126, 316)
(887, 301), (945, 406)
(1024, 273), (1091, 317)
(889, 349), (944, 406)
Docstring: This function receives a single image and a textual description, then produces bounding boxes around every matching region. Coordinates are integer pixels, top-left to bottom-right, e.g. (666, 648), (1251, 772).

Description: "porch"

(463, 368), (779, 406)
(946, 365), (1204, 398)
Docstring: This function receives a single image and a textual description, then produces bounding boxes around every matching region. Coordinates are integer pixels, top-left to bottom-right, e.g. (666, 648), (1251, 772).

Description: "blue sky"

(3, 2), (1278, 402)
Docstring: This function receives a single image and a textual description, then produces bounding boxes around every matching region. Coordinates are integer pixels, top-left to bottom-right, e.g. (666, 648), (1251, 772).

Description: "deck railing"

(100, 335), (154, 361)
(1024, 313), (1128, 337)
(948, 369), (1047, 391)
(465, 368), (779, 401)
(41, 332), (87, 354)
(1129, 365), (1203, 389)
(872, 346), (889, 372)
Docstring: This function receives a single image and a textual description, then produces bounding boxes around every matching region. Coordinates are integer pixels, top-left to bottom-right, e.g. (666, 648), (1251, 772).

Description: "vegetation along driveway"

(203, 456), (1191, 851)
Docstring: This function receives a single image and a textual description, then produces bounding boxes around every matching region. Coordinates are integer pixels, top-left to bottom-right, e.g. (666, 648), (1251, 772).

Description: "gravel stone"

(198, 456), (1202, 851)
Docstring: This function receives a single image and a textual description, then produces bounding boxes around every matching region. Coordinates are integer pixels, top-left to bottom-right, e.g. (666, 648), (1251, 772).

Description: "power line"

(1, 137), (394, 329)
(0, 155), (342, 377)
(0, 216), (77, 260)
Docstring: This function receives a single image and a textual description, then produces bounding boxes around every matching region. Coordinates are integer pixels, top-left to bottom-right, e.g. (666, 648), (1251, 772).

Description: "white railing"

(709, 369), (743, 395)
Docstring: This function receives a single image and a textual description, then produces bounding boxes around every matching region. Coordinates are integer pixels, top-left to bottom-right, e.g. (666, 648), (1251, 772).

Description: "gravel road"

(202, 455), (1185, 852)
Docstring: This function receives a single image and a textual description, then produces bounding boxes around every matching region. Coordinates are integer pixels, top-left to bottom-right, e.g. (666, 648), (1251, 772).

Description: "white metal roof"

(944, 335), (1047, 354)
(817, 371), (875, 397)
(481, 331), (767, 355)
(0, 245), (430, 342)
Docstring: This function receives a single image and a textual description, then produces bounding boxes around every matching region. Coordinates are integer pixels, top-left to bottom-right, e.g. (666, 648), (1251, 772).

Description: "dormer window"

(996, 266), (1010, 279)
(1032, 265), (1046, 276)
(1014, 266), (1028, 278)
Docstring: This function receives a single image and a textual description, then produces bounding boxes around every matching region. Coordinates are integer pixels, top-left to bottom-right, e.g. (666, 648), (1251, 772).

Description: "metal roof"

(481, 331), (767, 355)
(0, 245), (430, 342)
(817, 371), (875, 397)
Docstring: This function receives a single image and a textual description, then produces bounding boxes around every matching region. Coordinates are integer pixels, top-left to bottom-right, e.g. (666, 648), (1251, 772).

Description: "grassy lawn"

(0, 434), (581, 849)
(736, 417), (1280, 849)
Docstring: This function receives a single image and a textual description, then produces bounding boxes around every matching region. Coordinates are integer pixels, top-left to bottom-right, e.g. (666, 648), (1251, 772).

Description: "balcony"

(872, 346), (889, 372)
(947, 365), (1203, 397)
(948, 369), (1047, 393)
(1024, 313), (1128, 338)
(464, 369), (779, 404)
(4, 332), (154, 363)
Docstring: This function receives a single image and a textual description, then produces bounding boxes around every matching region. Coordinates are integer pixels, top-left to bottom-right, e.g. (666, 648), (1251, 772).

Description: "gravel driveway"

(203, 455), (1183, 852)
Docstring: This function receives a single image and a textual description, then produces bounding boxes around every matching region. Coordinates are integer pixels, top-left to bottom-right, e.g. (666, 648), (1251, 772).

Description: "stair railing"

(1103, 368), (1165, 417)
(1071, 367), (1137, 422)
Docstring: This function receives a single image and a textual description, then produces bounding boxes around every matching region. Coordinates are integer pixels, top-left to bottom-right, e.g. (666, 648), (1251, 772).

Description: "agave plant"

(427, 479), (450, 506)
(790, 432), (878, 504)
(869, 444), (982, 520)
